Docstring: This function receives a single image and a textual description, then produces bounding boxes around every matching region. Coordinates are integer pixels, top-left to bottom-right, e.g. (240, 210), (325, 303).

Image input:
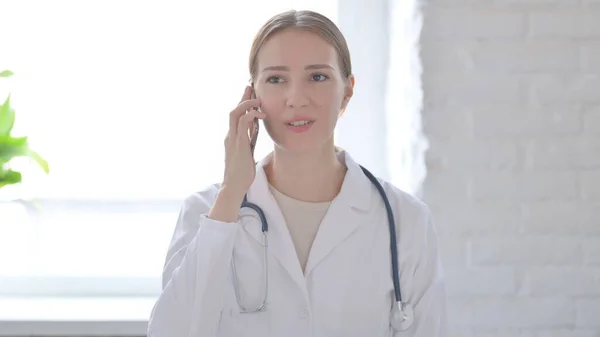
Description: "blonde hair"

(248, 10), (352, 82)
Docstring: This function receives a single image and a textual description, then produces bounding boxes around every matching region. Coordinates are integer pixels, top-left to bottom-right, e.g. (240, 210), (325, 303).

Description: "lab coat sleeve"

(147, 191), (240, 337)
(396, 204), (448, 337)
(161, 191), (219, 288)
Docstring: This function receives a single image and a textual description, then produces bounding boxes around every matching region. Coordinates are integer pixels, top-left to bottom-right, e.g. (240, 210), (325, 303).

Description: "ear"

(339, 74), (355, 117)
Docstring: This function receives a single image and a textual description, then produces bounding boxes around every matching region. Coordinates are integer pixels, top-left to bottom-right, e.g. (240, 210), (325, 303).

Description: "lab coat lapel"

(240, 155), (307, 293)
(304, 151), (374, 276)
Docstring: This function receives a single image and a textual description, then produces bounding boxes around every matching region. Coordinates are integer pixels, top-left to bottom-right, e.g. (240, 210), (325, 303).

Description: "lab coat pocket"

(220, 305), (271, 337)
(218, 228), (271, 336)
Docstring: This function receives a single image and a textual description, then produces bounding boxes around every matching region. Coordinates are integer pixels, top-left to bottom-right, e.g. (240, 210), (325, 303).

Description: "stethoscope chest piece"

(390, 301), (414, 331)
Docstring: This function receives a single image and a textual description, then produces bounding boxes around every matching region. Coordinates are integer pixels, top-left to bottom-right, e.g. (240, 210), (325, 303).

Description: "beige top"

(268, 184), (331, 274)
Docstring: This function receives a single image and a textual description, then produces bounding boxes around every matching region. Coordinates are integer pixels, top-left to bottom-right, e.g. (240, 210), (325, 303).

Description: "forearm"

(208, 186), (245, 223)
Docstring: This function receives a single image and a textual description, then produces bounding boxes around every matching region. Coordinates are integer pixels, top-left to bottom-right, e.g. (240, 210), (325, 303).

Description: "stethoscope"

(231, 165), (415, 332)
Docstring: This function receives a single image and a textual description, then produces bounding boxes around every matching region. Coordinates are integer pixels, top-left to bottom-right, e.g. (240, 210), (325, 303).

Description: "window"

(0, 0), (423, 298)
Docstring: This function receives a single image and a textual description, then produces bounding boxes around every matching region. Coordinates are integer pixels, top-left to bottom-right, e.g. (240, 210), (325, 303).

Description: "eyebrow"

(260, 64), (335, 72)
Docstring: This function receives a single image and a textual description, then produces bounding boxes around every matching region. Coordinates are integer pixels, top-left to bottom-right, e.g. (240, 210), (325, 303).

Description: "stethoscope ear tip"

(390, 301), (414, 332)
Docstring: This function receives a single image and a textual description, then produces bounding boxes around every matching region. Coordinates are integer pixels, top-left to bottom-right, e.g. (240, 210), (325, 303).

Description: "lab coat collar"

(240, 148), (375, 297)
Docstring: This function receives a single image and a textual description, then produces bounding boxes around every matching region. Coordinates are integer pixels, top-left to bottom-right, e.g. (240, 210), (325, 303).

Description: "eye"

(311, 73), (329, 82)
(267, 76), (284, 84)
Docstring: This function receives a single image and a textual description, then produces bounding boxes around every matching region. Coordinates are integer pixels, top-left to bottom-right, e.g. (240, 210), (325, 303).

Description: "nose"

(285, 82), (309, 109)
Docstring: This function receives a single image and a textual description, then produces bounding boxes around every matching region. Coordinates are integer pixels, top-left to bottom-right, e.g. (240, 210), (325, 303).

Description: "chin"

(265, 123), (335, 154)
(275, 137), (336, 155)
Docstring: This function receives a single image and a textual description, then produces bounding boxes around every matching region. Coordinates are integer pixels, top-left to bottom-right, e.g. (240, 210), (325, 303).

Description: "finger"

(229, 98), (261, 132)
(237, 110), (265, 141)
(236, 98), (261, 112)
(229, 86), (252, 131)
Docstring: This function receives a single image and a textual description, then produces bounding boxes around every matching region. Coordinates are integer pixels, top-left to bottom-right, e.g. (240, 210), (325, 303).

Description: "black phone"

(250, 84), (260, 155)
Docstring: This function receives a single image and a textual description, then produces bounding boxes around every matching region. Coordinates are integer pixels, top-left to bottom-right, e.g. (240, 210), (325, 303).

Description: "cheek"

(258, 100), (280, 120)
(255, 88), (281, 113)
(312, 85), (343, 108)
(256, 83), (344, 114)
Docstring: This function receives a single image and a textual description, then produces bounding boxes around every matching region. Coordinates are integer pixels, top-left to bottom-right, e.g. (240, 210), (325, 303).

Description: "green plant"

(0, 69), (49, 190)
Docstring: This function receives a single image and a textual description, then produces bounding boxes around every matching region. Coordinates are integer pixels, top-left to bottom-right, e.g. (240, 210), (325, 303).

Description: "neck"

(265, 144), (347, 203)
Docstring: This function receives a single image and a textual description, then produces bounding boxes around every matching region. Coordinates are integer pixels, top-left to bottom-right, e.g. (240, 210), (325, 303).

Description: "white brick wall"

(420, 0), (600, 335)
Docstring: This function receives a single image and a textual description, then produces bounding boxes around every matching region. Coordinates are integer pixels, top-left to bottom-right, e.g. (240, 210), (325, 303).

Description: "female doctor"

(147, 9), (447, 337)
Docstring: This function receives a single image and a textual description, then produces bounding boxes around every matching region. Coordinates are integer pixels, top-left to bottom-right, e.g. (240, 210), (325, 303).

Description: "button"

(299, 309), (309, 319)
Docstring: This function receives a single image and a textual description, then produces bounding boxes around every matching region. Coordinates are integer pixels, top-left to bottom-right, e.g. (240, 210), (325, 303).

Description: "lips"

(285, 116), (315, 126)
(287, 120), (314, 127)
(285, 118), (315, 133)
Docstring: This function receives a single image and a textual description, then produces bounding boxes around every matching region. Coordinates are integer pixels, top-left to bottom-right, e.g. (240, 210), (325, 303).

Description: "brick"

(472, 104), (583, 138)
(447, 298), (476, 330)
(470, 172), (579, 202)
(469, 237), (582, 266)
(461, 298), (576, 328)
(529, 138), (600, 170)
(472, 331), (598, 337)
(438, 237), (468, 267)
(430, 201), (521, 235)
(522, 267), (600, 296)
(423, 7), (527, 39)
(529, 10), (600, 37)
(422, 170), (470, 205)
(545, 332), (600, 337)
(423, 73), (525, 105)
(472, 40), (579, 72)
(419, 0), (597, 334)
(581, 43), (600, 72)
(521, 201), (600, 234)
(420, 40), (476, 73)
(428, 138), (525, 171)
(450, 332), (473, 337)
(576, 299), (600, 328)
(581, 172), (600, 200)
(478, 331), (600, 337)
(421, 104), (472, 140)
(583, 105), (600, 135)
(585, 0), (600, 10)
(445, 266), (518, 296)
(583, 238), (600, 265)
(529, 74), (600, 104)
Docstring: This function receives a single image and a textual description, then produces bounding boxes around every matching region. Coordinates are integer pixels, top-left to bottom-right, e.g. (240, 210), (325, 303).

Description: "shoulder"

(368, 176), (438, 246)
(375, 177), (432, 224)
(166, 183), (223, 254)
(171, 183), (223, 234)
(180, 183), (223, 213)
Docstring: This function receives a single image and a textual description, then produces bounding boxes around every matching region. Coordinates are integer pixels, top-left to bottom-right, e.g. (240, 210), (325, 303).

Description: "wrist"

(218, 184), (246, 204)
(207, 185), (245, 223)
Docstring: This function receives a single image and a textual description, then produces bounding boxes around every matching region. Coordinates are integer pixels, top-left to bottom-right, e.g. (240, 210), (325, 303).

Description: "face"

(253, 28), (354, 154)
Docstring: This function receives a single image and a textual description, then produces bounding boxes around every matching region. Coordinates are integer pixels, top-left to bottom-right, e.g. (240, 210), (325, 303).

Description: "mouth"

(286, 120), (315, 127)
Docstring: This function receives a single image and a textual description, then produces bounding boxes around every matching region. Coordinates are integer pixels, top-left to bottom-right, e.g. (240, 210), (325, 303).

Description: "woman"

(148, 9), (447, 337)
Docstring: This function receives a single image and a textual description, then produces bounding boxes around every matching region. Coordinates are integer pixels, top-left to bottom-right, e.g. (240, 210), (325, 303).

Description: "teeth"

(288, 120), (312, 126)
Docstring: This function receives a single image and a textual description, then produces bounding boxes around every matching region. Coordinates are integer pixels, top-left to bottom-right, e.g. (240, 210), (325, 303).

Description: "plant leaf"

(0, 70), (14, 78)
(0, 135), (29, 163)
(0, 136), (49, 175)
(0, 94), (15, 136)
(27, 150), (50, 174)
(0, 169), (22, 189)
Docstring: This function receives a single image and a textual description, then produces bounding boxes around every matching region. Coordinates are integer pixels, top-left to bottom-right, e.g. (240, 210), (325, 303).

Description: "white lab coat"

(147, 150), (447, 337)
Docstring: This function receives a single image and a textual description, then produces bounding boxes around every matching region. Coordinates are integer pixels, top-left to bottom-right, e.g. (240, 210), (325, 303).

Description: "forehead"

(257, 29), (338, 67)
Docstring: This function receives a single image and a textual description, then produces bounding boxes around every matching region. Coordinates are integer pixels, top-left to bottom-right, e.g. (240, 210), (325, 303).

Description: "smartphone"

(249, 84), (260, 155)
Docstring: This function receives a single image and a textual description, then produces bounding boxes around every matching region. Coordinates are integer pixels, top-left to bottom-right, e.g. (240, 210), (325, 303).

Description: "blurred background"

(0, 0), (598, 336)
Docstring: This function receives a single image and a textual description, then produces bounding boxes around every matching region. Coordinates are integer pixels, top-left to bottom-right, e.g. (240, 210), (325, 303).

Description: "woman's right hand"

(221, 85), (266, 201)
